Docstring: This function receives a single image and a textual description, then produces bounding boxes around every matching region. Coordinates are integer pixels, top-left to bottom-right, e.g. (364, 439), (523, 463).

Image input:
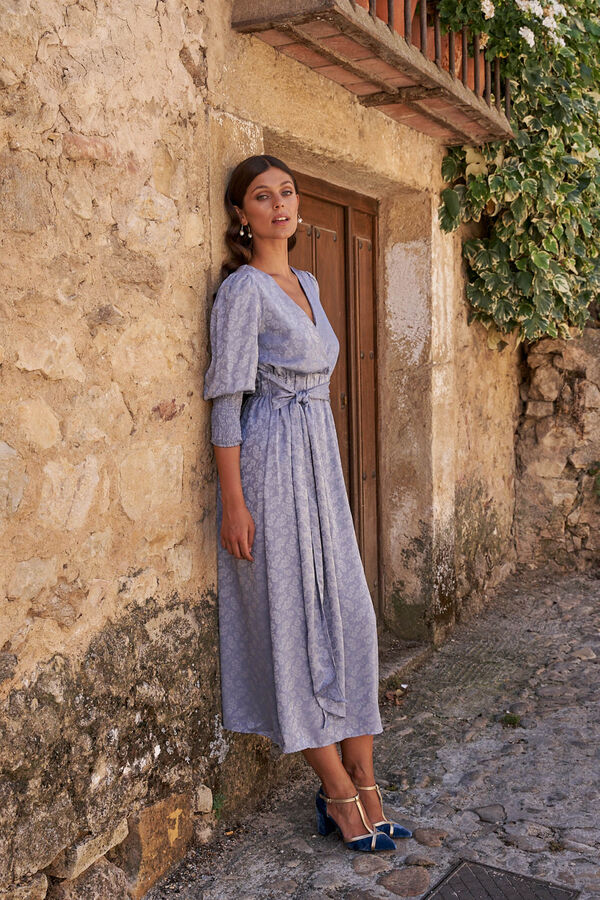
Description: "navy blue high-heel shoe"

(354, 782), (412, 838)
(315, 787), (397, 852)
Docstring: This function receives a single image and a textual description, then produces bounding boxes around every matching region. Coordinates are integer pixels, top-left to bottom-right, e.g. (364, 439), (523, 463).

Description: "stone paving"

(147, 566), (600, 899)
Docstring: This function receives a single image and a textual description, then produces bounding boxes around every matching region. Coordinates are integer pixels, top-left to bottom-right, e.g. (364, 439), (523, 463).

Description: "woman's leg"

(339, 734), (385, 825)
(301, 743), (375, 841)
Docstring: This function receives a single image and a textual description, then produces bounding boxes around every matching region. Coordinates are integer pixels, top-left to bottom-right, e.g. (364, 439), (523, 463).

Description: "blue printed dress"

(203, 263), (383, 754)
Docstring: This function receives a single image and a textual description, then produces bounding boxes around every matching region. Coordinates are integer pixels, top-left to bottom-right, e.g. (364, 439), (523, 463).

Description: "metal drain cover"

(423, 859), (580, 899)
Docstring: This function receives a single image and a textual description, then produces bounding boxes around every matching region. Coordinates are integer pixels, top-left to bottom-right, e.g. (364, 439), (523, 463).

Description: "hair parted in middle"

(218, 154), (300, 289)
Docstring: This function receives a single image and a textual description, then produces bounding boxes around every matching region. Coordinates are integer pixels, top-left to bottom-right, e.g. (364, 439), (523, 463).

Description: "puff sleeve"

(203, 271), (263, 447)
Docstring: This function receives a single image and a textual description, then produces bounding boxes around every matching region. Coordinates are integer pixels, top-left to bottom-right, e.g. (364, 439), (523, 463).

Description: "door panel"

(289, 174), (381, 616)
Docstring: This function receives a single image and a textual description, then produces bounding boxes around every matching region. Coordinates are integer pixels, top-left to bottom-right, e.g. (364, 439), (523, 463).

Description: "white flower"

(548, 0), (566, 16)
(515, 0), (530, 10)
(519, 24), (536, 46)
(549, 31), (566, 46)
(529, 0), (544, 16)
(481, 0), (495, 18)
(542, 14), (558, 30)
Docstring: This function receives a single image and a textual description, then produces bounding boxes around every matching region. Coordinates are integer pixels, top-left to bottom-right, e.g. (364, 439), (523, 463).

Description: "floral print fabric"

(203, 263), (383, 753)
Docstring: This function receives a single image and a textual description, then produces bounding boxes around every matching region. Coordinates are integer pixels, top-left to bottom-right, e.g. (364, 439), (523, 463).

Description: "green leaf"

(516, 271), (533, 294)
(441, 188), (461, 220)
(441, 155), (459, 181)
(534, 292), (553, 316)
(553, 274), (572, 295)
(523, 313), (547, 339)
(531, 249), (551, 270)
(542, 234), (559, 255)
(511, 196), (528, 226)
(495, 299), (515, 324)
(471, 179), (491, 202)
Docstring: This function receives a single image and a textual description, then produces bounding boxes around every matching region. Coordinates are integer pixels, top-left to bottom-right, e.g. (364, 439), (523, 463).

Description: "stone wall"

(516, 326), (600, 570)
(0, 2), (305, 895)
(0, 0), (523, 894)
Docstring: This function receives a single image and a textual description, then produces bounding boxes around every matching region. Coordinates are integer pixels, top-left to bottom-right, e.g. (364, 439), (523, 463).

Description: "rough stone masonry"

(517, 329), (600, 570)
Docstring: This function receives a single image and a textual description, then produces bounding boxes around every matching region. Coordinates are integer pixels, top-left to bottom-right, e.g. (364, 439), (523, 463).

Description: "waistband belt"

(256, 371), (330, 410)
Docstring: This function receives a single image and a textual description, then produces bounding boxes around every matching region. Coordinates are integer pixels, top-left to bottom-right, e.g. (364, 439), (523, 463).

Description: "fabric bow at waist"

(256, 370), (330, 409)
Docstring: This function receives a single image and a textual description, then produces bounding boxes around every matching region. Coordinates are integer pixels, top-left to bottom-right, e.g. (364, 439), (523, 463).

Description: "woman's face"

(237, 167), (299, 242)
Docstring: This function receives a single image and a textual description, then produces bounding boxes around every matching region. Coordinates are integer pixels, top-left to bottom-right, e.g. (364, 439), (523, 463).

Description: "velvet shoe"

(354, 782), (412, 838)
(315, 787), (397, 852)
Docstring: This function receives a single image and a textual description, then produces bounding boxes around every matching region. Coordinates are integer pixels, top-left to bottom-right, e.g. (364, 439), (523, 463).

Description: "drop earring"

(298, 216), (303, 223)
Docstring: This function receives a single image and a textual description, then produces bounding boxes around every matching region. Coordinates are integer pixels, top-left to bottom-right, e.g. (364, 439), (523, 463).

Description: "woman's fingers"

(220, 511), (255, 560)
(223, 534), (253, 561)
(238, 527), (254, 561)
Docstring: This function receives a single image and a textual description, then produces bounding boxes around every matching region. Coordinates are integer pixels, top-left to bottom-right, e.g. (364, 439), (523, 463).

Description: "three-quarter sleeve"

(203, 270), (263, 447)
(210, 392), (244, 446)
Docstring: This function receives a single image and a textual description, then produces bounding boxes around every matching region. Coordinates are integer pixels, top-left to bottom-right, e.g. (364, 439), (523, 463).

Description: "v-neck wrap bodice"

(203, 262), (382, 752)
(204, 265), (336, 446)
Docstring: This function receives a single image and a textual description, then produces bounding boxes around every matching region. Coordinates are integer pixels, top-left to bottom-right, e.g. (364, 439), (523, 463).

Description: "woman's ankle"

(320, 773), (357, 799)
(342, 764), (375, 786)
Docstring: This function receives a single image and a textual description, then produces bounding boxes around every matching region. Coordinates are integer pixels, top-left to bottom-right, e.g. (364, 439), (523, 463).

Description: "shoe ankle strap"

(322, 791), (360, 804)
(355, 783), (384, 806)
(319, 790), (373, 837)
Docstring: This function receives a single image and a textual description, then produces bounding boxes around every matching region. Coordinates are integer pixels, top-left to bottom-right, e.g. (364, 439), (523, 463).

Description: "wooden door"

(289, 174), (381, 617)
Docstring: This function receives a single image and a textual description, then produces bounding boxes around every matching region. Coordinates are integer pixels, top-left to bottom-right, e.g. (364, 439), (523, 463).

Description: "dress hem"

(222, 722), (384, 755)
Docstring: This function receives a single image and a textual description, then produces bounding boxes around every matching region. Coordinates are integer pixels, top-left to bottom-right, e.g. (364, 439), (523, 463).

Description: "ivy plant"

(436, 0), (600, 347)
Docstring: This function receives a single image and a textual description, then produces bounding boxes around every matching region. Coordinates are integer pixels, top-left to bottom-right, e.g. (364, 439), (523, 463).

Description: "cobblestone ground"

(147, 567), (600, 900)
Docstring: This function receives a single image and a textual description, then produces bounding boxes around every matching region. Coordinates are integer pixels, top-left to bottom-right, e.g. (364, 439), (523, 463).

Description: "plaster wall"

(452, 226), (521, 618)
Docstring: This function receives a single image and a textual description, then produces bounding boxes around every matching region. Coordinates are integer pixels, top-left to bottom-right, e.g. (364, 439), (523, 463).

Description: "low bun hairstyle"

(219, 154), (300, 287)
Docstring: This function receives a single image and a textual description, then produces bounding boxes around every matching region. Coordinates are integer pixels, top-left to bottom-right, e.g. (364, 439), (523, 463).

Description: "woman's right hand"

(213, 444), (255, 560)
(220, 500), (255, 561)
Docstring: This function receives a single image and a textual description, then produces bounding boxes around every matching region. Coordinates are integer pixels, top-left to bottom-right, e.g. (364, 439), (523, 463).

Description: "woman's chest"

(259, 291), (340, 374)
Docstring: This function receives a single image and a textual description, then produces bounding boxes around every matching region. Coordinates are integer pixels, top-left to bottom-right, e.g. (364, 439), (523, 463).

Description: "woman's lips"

(272, 217), (289, 225)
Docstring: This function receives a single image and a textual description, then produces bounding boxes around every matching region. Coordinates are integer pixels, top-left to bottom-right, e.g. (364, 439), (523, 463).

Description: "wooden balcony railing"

(358, 0), (511, 119)
(232, 0), (515, 146)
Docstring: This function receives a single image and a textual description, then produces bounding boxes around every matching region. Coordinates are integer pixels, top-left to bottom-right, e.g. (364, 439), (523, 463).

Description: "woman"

(203, 154), (412, 853)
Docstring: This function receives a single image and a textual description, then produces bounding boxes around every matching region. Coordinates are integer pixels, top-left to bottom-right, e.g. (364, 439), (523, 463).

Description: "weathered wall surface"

(0, 0), (211, 694)
(378, 206), (521, 644)
(516, 327), (600, 569)
(0, 2), (302, 895)
(0, 0), (521, 894)
(452, 226), (522, 621)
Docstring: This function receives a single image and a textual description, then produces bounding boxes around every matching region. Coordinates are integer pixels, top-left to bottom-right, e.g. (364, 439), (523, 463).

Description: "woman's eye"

(256, 190), (293, 200)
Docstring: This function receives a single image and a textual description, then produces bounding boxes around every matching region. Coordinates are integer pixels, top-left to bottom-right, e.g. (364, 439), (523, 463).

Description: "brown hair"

(218, 154), (299, 287)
